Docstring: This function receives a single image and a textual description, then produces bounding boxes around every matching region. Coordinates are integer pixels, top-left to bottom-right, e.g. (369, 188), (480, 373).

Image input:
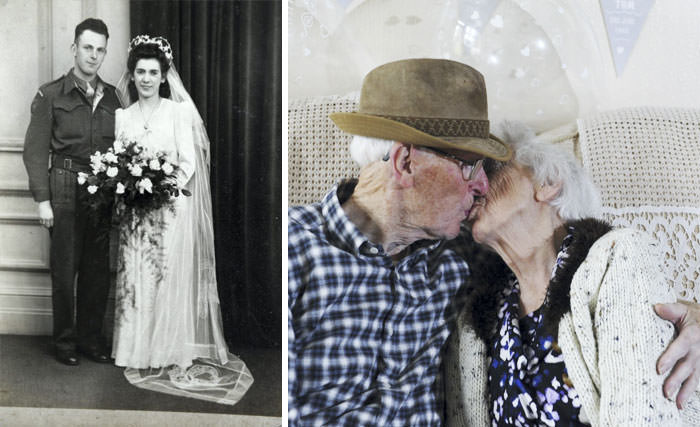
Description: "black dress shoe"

(56, 349), (80, 366)
(77, 344), (111, 363)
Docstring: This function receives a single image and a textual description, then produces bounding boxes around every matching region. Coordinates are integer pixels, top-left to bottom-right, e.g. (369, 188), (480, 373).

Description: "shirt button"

(369, 247), (379, 255)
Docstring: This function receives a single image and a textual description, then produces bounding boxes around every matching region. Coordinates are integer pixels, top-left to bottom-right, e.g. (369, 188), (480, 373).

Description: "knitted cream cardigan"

(444, 228), (700, 426)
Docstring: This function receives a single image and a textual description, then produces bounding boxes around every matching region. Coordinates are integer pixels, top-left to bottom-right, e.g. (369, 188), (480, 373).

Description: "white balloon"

(289, 0), (605, 133)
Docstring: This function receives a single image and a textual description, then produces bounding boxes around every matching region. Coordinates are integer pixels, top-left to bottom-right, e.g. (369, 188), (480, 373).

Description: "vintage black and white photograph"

(0, 0), (281, 425)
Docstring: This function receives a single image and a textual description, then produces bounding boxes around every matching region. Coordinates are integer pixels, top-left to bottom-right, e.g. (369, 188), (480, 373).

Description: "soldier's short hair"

(74, 18), (109, 43)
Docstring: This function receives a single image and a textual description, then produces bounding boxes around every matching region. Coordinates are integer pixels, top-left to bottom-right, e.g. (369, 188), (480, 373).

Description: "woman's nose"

(467, 166), (488, 196)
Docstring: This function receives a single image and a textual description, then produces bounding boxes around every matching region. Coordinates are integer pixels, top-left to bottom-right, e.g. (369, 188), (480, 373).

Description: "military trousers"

(48, 161), (111, 351)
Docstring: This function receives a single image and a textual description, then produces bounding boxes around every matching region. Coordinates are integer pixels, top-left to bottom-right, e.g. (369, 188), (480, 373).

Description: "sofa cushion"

(578, 107), (700, 301)
(288, 94), (360, 206)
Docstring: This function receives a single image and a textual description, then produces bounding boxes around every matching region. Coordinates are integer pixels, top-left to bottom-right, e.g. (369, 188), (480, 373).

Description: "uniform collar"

(63, 68), (105, 96)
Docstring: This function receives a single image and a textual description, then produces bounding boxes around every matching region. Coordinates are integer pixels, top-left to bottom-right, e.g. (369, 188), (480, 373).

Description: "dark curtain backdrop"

(130, 0), (281, 347)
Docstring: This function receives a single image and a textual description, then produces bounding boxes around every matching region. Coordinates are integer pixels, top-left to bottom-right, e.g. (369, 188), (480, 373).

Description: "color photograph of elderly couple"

(1, 0), (700, 426)
(287, 0), (700, 426)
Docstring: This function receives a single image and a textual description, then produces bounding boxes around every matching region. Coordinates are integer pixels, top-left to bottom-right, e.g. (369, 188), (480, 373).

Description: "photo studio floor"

(0, 335), (281, 426)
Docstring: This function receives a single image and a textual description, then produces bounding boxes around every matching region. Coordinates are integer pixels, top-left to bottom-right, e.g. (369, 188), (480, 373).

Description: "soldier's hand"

(38, 200), (53, 228)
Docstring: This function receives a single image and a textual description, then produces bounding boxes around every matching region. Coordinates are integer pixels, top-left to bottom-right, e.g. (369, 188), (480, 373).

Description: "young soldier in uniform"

(23, 18), (119, 365)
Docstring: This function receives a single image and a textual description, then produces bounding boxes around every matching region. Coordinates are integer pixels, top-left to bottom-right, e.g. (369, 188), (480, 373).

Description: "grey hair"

(491, 121), (602, 220)
(349, 135), (394, 167)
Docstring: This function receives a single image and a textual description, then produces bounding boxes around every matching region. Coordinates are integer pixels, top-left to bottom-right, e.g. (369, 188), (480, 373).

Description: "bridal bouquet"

(78, 136), (190, 227)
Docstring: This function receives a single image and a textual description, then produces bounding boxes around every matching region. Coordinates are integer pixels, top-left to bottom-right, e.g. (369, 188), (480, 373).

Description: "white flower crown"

(128, 35), (173, 63)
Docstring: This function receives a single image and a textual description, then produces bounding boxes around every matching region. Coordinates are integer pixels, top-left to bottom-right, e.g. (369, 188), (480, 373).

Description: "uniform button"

(369, 247), (379, 255)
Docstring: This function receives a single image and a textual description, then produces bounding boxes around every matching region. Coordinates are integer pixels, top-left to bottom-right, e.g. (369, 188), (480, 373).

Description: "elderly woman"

(445, 121), (700, 426)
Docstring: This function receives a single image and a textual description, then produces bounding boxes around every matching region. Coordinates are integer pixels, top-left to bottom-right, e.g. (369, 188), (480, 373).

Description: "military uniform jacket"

(23, 70), (120, 202)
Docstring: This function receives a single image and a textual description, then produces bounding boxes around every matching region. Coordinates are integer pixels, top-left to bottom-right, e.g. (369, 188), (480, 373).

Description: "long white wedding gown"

(111, 98), (253, 405)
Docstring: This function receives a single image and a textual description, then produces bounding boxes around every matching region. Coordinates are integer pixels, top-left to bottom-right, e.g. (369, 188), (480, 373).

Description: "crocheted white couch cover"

(579, 107), (700, 302)
(288, 99), (699, 301)
(288, 94), (360, 207)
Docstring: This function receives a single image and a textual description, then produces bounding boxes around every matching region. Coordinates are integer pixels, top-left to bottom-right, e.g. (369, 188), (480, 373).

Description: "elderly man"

(288, 58), (700, 426)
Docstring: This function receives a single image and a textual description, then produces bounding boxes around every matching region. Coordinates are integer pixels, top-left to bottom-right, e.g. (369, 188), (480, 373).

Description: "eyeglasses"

(419, 146), (484, 181)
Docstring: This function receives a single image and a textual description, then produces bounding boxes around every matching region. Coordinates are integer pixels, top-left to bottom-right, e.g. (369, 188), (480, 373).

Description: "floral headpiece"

(128, 35), (173, 63)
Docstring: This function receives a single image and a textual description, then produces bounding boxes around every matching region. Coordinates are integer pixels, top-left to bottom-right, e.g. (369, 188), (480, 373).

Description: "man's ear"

(389, 143), (414, 188)
(71, 43), (77, 57)
(535, 180), (562, 202)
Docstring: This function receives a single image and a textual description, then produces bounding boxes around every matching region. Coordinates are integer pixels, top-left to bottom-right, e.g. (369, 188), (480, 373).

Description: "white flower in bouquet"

(106, 166), (119, 178)
(148, 158), (161, 170)
(90, 151), (104, 171)
(130, 164), (143, 177)
(77, 172), (88, 185)
(113, 140), (125, 154)
(137, 178), (153, 194)
(87, 185), (98, 194)
(116, 182), (125, 194)
(161, 162), (174, 175)
(90, 151), (101, 163)
(103, 151), (118, 164)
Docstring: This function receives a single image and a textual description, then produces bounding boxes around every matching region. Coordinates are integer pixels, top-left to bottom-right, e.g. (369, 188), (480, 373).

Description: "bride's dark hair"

(126, 43), (172, 100)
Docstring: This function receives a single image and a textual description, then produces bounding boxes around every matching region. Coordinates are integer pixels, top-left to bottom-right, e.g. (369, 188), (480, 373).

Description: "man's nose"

(466, 166), (488, 196)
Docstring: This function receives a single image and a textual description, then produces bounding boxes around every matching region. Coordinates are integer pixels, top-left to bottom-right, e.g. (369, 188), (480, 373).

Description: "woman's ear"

(535, 180), (562, 202)
(389, 143), (414, 188)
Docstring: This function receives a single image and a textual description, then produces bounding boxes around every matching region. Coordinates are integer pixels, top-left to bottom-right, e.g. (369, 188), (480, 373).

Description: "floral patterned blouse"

(487, 232), (589, 426)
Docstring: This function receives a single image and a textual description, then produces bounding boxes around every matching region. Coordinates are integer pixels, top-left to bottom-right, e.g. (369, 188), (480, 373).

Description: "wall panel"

(0, 0), (129, 336)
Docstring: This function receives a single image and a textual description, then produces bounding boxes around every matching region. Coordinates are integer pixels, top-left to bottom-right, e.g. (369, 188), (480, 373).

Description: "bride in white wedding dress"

(111, 35), (253, 405)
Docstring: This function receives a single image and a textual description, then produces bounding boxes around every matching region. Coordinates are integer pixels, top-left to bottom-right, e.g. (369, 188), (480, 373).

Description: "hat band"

(377, 114), (490, 138)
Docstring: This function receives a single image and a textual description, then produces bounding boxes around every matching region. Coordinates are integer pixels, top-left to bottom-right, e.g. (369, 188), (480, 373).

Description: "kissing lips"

(466, 197), (485, 222)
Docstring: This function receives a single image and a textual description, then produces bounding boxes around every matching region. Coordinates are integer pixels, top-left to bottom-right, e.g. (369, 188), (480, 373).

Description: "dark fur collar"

(464, 218), (612, 342)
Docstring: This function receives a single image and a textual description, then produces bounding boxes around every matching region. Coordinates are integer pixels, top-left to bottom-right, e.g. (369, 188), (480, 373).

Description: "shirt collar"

(321, 180), (383, 257)
(321, 179), (442, 259)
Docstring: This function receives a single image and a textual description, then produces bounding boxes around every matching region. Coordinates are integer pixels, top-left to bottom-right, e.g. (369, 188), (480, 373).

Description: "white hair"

(349, 135), (394, 167)
(491, 121), (602, 220)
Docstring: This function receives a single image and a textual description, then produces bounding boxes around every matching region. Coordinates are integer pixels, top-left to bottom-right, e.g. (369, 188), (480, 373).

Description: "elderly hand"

(655, 301), (700, 409)
(37, 200), (54, 228)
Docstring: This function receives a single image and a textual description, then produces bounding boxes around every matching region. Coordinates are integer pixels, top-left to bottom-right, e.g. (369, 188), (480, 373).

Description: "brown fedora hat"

(330, 58), (512, 161)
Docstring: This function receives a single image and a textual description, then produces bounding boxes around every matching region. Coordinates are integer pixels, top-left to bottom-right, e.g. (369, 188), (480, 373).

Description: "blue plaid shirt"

(288, 181), (472, 426)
